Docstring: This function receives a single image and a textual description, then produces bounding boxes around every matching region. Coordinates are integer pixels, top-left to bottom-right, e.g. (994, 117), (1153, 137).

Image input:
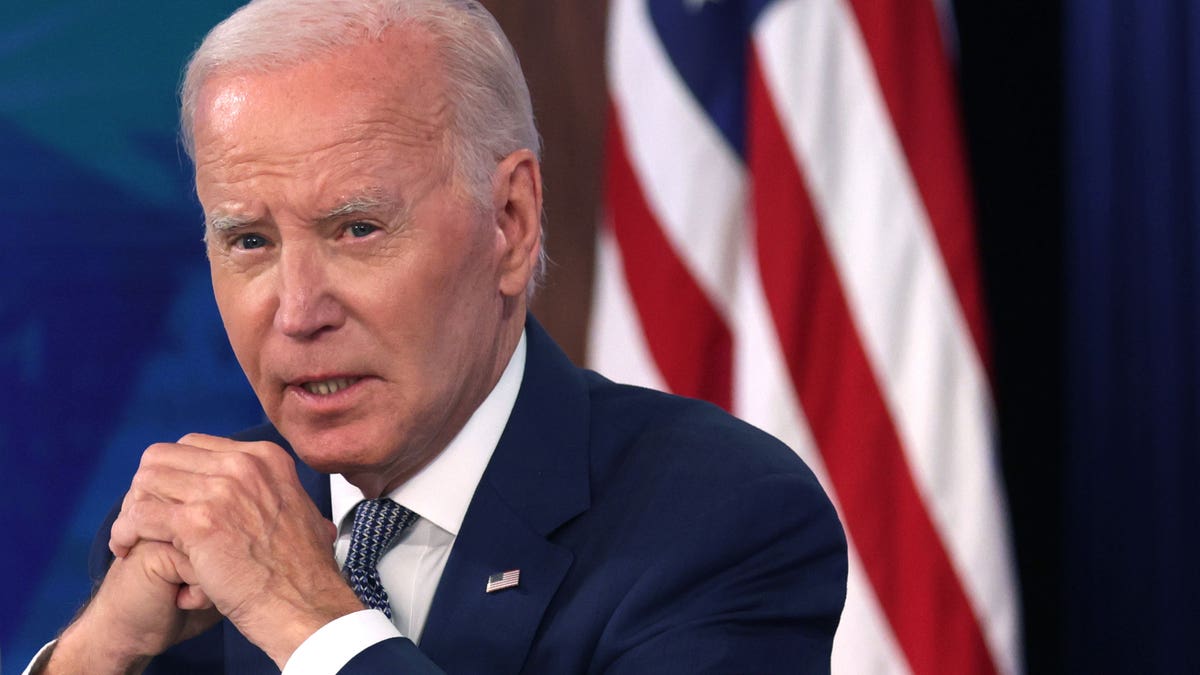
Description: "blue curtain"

(1064, 0), (1200, 671)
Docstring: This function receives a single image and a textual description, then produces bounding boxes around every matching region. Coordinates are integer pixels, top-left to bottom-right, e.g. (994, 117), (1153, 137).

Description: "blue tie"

(343, 498), (417, 618)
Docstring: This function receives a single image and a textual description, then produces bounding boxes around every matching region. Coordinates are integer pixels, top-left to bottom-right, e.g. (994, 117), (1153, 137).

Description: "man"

(34, 0), (846, 672)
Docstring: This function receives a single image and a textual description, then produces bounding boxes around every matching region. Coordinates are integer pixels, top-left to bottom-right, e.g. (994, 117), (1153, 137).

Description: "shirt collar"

(330, 330), (526, 536)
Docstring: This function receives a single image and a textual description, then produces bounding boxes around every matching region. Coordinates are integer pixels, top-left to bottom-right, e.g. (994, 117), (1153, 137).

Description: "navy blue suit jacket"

(89, 318), (847, 673)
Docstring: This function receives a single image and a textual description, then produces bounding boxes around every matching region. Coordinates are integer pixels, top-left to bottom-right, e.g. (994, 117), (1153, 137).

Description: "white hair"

(181, 0), (546, 288)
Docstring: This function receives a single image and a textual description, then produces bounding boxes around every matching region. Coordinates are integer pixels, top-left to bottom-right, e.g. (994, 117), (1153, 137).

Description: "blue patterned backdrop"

(0, 2), (257, 668)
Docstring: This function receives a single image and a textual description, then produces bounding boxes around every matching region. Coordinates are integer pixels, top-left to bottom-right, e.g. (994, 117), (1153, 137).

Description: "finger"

(166, 541), (201, 585)
(134, 541), (189, 584)
(127, 462), (232, 506)
(111, 533), (134, 559)
(117, 445), (298, 556)
(153, 542), (214, 611)
(111, 464), (209, 557)
(177, 584), (215, 611)
(111, 492), (134, 558)
(141, 440), (289, 488)
(109, 487), (168, 558)
(115, 444), (241, 556)
(177, 433), (288, 463)
(176, 432), (239, 452)
(128, 464), (196, 503)
(324, 519), (338, 548)
(110, 538), (131, 559)
(153, 542), (217, 612)
(139, 441), (238, 475)
(141, 437), (284, 479)
(134, 448), (280, 509)
(178, 434), (298, 481)
(110, 498), (187, 554)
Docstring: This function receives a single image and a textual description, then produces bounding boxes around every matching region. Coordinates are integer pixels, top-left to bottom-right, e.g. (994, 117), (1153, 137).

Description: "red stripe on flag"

(844, 0), (992, 371)
(603, 106), (734, 409)
(747, 57), (996, 675)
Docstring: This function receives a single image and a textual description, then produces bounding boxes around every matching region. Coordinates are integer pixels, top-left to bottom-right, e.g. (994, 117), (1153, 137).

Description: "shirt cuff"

(22, 640), (56, 675)
(281, 610), (403, 675)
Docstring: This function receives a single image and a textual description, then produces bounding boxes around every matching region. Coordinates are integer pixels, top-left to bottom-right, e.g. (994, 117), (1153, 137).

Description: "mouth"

(298, 376), (362, 396)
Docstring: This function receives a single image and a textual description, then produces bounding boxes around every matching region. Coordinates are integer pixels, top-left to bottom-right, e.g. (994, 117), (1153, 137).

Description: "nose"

(273, 241), (345, 339)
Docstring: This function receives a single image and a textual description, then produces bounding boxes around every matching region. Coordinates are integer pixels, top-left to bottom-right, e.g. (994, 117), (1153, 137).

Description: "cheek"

(434, 228), (501, 301)
(218, 307), (260, 385)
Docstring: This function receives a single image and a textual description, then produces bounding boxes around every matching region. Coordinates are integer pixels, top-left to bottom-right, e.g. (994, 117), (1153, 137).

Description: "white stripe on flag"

(608, 0), (746, 316)
(835, 548), (914, 675)
(730, 229), (910, 674)
(754, 1), (1019, 672)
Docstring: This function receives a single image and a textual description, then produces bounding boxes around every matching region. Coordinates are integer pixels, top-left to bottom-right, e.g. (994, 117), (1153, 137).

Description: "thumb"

(176, 584), (214, 611)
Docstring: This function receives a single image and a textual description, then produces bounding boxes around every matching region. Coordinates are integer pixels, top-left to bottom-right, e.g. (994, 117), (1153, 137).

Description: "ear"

(491, 148), (543, 298)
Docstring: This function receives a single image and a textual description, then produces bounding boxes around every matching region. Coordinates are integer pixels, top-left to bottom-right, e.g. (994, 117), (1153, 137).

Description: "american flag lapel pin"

(486, 569), (520, 593)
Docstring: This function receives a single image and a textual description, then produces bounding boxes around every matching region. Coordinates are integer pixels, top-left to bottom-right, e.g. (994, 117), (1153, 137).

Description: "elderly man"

(35, 0), (846, 673)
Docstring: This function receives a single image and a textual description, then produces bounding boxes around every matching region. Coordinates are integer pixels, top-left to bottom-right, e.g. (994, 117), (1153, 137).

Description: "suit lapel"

(420, 318), (591, 673)
(417, 482), (574, 673)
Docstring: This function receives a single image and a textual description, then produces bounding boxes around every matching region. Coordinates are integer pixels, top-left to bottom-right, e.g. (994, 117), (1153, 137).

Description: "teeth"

(302, 377), (359, 396)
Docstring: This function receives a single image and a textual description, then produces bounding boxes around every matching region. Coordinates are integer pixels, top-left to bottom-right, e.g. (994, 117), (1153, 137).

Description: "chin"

(294, 448), (360, 475)
(289, 424), (417, 482)
(283, 425), (379, 473)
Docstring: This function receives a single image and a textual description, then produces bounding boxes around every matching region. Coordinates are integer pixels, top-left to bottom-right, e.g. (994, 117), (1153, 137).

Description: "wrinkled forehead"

(191, 30), (453, 173)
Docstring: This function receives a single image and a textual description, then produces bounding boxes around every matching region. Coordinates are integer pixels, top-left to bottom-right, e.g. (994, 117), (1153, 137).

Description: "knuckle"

(139, 442), (171, 468)
(112, 501), (147, 546)
(119, 494), (141, 520)
(129, 465), (158, 490)
(248, 440), (285, 462)
(186, 502), (219, 538)
(124, 496), (153, 524)
(255, 440), (284, 455)
(177, 432), (206, 446)
(110, 510), (130, 538)
(221, 451), (257, 479)
(261, 443), (295, 472)
(119, 486), (139, 512)
(209, 474), (239, 502)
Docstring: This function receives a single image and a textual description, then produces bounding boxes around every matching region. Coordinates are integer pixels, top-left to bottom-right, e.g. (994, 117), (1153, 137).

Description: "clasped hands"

(49, 434), (365, 673)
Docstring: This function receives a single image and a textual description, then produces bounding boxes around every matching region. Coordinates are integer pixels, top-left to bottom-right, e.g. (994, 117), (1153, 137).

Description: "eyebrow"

(206, 213), (253, 234)
(318, 191), (400, 223)
(203, 190), (404, 236)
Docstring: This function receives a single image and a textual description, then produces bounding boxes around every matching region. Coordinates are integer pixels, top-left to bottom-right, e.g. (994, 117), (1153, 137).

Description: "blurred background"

(1, 1), (1196, 673)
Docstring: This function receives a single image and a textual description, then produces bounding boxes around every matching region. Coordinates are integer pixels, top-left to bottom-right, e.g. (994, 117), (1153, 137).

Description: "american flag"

(587, 0), (1021, 673)
(486, 569), (521, 594)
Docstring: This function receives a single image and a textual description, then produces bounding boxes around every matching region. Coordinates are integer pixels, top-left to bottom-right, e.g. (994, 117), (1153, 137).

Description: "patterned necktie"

(343, 498), (418, 618)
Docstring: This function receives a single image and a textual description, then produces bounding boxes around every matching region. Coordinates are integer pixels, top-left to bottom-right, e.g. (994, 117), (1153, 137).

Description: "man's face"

(193, 33), (528, 495)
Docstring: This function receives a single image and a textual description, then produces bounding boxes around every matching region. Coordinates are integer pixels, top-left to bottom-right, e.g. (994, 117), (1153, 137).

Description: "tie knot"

(346, 498), (417, 568)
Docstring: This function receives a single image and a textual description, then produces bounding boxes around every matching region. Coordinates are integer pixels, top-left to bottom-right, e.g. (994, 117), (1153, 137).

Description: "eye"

(346, 221), (378, 238)
(236, 233), (269, 250)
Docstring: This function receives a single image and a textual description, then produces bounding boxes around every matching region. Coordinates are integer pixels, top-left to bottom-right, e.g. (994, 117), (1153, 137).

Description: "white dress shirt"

(283, 331), (526, 674)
